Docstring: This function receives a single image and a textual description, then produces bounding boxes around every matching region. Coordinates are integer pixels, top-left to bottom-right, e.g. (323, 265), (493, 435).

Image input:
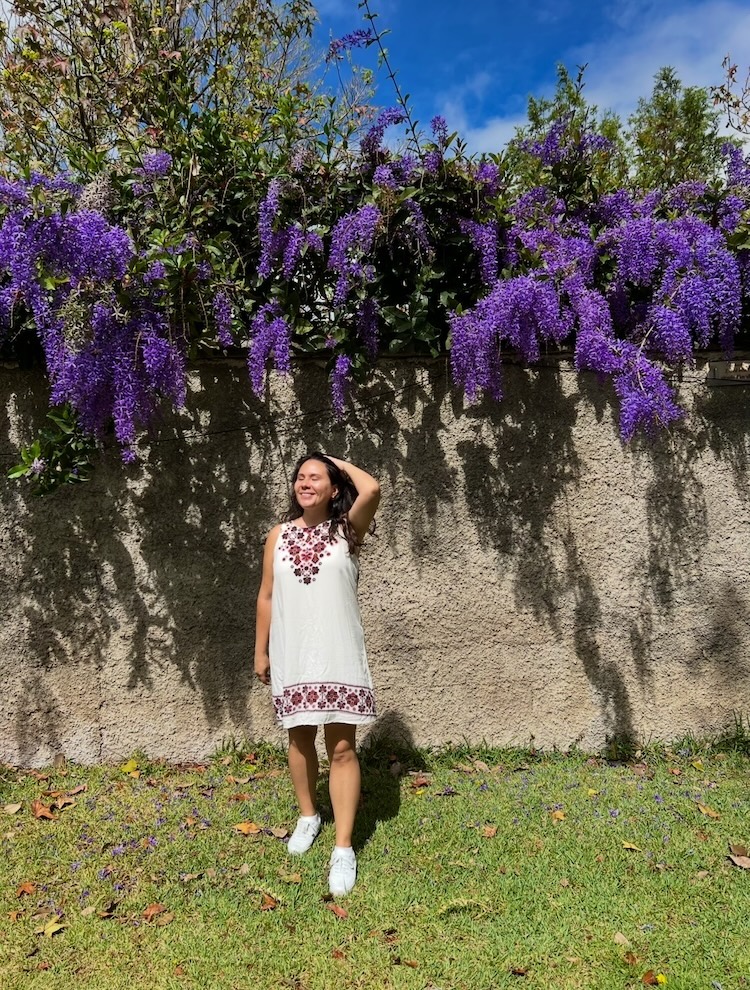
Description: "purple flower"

(331, 354), (352, 418)
(430, 115), (449, 149)
(30, 456), (46, 475)
(144, 260), (166, 283)
(356, 298), (379, 358)
(326, 28), (374, 62)
(328, 204), (381, 304)
(213, 290), (233, 347)
(459, 218), (499, 286)
(257, 179), (283, 279)
(373, 164), (398, 190)
(360, 108), (406, 159)
(141, 150), (173, 179)
(247, 302), (292, 396)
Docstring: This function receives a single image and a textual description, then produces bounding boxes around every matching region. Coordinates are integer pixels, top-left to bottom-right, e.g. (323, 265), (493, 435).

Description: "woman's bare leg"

(287, 725), (318, 816)
(324, 723), (360, 847)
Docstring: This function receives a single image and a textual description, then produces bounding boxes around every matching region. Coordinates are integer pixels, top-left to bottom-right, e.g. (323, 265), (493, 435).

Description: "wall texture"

(2, 356), (750, 766)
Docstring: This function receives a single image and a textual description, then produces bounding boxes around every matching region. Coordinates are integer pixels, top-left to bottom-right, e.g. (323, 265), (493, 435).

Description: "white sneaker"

(328, 847), (357, 896)
(287, 814), (321, 855)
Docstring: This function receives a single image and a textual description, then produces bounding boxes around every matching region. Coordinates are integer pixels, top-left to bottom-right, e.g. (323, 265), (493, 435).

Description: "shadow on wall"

(4, 359), (750, 760)
(3, 364), (278, 761)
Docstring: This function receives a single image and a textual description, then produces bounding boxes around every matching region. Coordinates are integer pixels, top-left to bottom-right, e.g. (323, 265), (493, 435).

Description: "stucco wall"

(2, 356), (750, 766)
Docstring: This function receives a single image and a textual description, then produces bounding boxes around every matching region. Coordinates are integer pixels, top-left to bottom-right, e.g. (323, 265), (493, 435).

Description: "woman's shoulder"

(264, 523), (284, 547)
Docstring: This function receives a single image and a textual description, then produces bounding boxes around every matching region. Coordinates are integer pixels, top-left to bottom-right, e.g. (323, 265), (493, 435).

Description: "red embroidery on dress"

(273, 682), (375, 719)
(279, 522), (333, 584)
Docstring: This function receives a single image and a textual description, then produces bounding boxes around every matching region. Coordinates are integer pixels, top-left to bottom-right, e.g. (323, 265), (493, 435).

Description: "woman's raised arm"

(325, 455), (380, 543)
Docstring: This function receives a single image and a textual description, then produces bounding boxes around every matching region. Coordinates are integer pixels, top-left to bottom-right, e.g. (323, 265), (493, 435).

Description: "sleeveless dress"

(269, 520), (376, 729)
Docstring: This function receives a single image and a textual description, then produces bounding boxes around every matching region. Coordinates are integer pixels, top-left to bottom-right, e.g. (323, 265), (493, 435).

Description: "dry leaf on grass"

(16, 882), (36, 897)
(482, 825), (498, 838)
(324, 901), (348, 919)
(234, 821), (262, 835)
(613, 932), (631, 946)
(259, 893), (278, 911)
(30, 800), (56, 821)
(696, 803), (720, 820)
(142, 903), (167, 922)
(622, 842), (643, 852)
(551, 810), (566, 822)
(3, 803), (22, 815)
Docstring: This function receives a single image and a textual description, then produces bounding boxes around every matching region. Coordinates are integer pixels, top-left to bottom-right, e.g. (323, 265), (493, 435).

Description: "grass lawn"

(1, 736), (749, 990)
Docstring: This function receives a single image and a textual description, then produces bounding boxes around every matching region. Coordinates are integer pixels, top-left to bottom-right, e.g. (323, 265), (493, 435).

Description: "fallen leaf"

(729, 842), (748, 857)
(128, 770), (141, 779)
(259, 893), (278, 911)
(642, 971), (658, 985)
(238, 864), (251, 875)
(97, 902), (118, 919)
(482, 825), (498, 838)
(229, 792), (251, 802)
(691, 759), (704, 771)
(174, 965), (186, 976)
(243, 753), (257, 764)
(38, 920), (66, 938)
(120, 759), (139, 774)
(624, 951), (639, 965)
(331, 948), (346, 960)
(324, 901), (348, 919)
(17, 882), (36, 897)
(30, 800), (56, 821)
(220, 756), (232, 765)
(226, 775), (252, 785)
(143, 903), (167, 922)
(454, 763), (475, 774)
(551, 809), (566, 821)
(180, 872), (204, 882)
(668, 767), (681, 776)
(37, 961), (52, 971)
(695, 830), (709, 842)
(411, 775), (431, 789)
(631, 763), (653, 779)
(587, 789), (599, 797)
(402, 960), (419, 968)
(694, 870), (710, 880)
(8, 910), (24, 922)
(566, 956), (582, 965)
(559, 878), (571, 888)
(67, 785), (87, 796)
(234, 821), (262, 835)
(278, 870), (302, 884)
(696, 803), (720, 820)
(80, 906), (96, 917)
(3, 803), (22, 815)
(269, 827), (289, 838)
(613, 932), (631, 947)
(728, 855), (750, 870)
(510, 966), (528, 976)
(474, 760), (490, 772)
(155, 911), (175, 926)
(622, 842), (642, 852)
(53, 796), (76, 811)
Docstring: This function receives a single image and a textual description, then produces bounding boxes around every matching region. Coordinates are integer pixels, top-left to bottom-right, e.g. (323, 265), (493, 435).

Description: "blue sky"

(314, 0), (750, 153)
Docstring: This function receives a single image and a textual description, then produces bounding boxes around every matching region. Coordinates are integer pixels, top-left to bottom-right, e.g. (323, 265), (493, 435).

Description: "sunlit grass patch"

(1, 742), (749, 989)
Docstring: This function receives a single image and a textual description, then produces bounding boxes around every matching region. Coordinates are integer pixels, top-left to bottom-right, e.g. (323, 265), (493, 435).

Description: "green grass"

(1, 739), (749, 990)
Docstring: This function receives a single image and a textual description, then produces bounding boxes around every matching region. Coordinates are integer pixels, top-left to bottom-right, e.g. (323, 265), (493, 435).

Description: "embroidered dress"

(270, 520), (376, 728)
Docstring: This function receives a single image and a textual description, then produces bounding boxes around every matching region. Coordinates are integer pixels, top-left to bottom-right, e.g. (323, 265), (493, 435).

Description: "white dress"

(269, 520), (376, 729)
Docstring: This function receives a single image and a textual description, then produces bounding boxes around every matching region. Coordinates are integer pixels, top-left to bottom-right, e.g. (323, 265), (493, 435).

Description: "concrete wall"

(2, 356), (750, 766)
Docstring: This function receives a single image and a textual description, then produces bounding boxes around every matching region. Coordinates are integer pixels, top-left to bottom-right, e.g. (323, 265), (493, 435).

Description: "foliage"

(628, 67), (728, 190)
(2, 2), (750, 493)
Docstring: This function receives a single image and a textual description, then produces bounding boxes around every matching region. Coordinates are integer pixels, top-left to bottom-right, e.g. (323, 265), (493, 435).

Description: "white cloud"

(439, 0), (750, 155)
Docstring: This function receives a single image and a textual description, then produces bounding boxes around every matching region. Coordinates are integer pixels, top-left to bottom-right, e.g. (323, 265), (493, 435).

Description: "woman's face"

(293, 459), (338, 513)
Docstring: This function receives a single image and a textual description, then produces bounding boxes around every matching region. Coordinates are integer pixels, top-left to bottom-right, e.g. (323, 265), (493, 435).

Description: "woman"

(254, 452), (380, 896)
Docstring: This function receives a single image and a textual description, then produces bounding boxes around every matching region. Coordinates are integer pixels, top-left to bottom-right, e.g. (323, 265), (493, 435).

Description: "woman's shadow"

(316, 710), (426, 851)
